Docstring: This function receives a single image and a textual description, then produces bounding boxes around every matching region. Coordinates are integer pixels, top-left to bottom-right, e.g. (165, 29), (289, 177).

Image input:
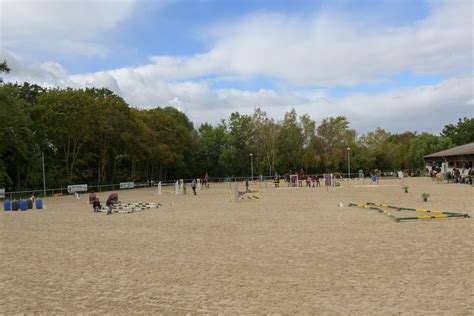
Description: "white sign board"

(67, 184), (88, 193)
(0, 188), (5, 198)
(120, 182), (135, 189)
(397, 171), (404, 179)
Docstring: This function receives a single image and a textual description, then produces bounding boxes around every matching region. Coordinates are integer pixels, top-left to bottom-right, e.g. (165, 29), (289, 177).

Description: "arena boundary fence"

(1, 170), (416, 200)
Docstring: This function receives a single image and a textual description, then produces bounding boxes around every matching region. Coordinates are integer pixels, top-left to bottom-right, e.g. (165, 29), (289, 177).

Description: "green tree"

(0, 61), (10, 73)
(85, 88), (134, 184)
(0, 60), (10, 84)
(406, 133), (454, 170)
(253, 108), (280, 176)
(276, 109), (304, 173)
(441, 117), (474, 145)
(0, 85), (34, 189)
(196, 122), (228, 177)
(36, 88), (95, 183)
(220, 112), (255, 176)
(317, 116), (356, 172)
(300, 114), (320, 173)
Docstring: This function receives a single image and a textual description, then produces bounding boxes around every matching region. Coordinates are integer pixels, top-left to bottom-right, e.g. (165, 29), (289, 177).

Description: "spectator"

(92, 198), (101, 213)
(191, 179), (197, 195)
(88, 192), (97, 205)
(106, 193), (118, 215)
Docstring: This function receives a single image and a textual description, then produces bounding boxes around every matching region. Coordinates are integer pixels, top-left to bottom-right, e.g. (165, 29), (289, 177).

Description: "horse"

(435, 171), (444, 184)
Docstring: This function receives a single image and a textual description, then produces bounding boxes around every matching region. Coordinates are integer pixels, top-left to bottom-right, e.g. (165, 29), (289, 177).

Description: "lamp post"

(347, 147), (351, 179)
(250, 153), (253, 180)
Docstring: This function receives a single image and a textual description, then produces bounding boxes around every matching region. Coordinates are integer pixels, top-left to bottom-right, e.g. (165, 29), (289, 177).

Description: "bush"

(421, 192), (430, 202)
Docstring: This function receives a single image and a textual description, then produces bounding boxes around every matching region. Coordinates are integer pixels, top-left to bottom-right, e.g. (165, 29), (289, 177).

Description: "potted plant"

(421, 192), (430, 202)
(402, 185), (409, 193)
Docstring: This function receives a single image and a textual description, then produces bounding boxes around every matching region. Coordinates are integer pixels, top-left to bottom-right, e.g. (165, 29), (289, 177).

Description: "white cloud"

(2, 46), (472, 133)
(1, 49), (78, 87)
(298, 77), (474, 134)
(124, 0), (472, 86)
(0, 0), (140, 57)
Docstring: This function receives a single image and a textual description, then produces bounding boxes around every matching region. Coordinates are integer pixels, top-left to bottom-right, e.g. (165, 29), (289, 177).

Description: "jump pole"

(396, 214), (468, 221)
(348, 203), (398, 221)
(367, 202), (469, 217)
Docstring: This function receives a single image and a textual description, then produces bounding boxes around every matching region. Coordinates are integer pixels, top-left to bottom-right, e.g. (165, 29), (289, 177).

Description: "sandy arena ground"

(1, 177), (473, 314)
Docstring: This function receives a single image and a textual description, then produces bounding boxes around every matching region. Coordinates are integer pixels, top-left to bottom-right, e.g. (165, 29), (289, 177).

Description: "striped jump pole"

(367, 202), (469, 217)
(366, 202), (400, 210)
(348, 203), (399, 222)
(398, 207), (468, 217)
(396, 214), (469, 221)
(238, 191), (261, 200)
(118, 202), (161, 208)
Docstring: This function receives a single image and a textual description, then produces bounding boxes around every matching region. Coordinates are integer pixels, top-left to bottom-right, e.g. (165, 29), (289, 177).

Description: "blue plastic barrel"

(35, 199), (43, 209)
(11, 200), (19, 211)
(19, 199), (28, 211)
(3, 199), (11, 211)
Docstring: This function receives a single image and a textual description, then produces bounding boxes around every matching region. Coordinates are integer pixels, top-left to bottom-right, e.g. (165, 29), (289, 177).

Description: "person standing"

(92, 198), (101, 213)
(106, 193), (117, 215)
(204, 172), (209, 188)
(88, 192), (97, 205)
(191, 179), (197, 195)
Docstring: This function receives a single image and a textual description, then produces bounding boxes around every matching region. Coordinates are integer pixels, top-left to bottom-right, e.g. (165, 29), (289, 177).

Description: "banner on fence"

(0, 188), (4, 198)
(120, 182), (135, 189)
(67, 184), (88, 193)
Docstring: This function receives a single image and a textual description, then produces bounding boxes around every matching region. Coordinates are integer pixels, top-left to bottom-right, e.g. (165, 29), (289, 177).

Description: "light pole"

(347, 147), (351, 179)
(250, 153), (253, 180)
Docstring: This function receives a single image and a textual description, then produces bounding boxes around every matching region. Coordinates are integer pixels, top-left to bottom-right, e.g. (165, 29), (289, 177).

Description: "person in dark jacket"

(106, 193), (117, 215)
(92, 198), (101, 213)
(191, 179), (197, 195)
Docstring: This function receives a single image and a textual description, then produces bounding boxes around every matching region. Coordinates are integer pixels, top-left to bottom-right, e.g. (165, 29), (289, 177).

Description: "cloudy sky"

(1, 0), (472, 134)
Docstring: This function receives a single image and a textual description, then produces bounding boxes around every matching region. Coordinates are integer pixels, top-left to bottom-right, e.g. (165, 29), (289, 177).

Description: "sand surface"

(1, 178), (473, 314)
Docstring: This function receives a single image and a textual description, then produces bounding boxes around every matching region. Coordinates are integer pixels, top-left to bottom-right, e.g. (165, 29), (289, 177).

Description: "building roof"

(423, 142), (474, 159)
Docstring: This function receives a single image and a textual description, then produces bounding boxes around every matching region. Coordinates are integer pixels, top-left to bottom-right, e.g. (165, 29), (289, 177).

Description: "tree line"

(0, 81), (472, 191)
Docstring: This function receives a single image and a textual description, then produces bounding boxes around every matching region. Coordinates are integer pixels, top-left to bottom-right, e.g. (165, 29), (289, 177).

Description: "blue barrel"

(3, 199), (11, 211)
(27, 199), (33, 209)
(35, 199), (43, 209)
(11, 200), (19, 211)
(19, 199), (28, 211)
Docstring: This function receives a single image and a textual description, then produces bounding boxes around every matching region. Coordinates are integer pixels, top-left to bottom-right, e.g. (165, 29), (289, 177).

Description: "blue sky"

(1, 0), (472, 133)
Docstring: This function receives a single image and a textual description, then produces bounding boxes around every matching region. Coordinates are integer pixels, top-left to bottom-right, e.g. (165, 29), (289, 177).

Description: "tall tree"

(276, 109), (304, 173)
(221, 112), (255, 176)
(441, 117), (474, 145)
(36, 88), (95, 183)
(0, 60), (10, 84)
(405, 133), (453, 170)
(300, 114), (320, 173)
(253, 108), (279, 176)
(317, 116), (355, 172)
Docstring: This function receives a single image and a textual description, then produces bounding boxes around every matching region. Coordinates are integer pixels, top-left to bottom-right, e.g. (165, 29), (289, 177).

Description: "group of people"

(430, 166), (473, 184)
(278, 169), (322, 188)
(89, 192), (118, 215)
